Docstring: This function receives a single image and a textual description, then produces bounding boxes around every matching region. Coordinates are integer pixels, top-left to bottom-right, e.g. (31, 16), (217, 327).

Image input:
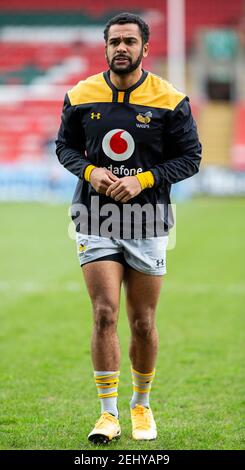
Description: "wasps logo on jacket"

(136, 111), (152, 124)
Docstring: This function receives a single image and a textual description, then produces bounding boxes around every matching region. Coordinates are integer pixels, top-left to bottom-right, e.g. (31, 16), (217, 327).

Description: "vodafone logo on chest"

(102, 129), (135, 161)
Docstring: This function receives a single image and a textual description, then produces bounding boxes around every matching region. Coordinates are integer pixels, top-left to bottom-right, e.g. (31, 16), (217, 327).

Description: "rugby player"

(56, 12), (202, 444)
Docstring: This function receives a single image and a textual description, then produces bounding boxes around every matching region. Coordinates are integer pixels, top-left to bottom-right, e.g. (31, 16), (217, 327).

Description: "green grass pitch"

(0, 198), (244, 450)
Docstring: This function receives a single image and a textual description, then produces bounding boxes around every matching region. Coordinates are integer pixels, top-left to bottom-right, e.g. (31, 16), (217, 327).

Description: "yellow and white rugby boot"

(88, 412), (121, 444)
(131, 404), (157, 440)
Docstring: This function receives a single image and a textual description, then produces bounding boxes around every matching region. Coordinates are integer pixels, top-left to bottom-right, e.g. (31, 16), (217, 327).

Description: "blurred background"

(0, 0), (245, 200)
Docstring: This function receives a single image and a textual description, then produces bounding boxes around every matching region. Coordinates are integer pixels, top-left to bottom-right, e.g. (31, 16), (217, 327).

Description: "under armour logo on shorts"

(156, 259), (165, 267)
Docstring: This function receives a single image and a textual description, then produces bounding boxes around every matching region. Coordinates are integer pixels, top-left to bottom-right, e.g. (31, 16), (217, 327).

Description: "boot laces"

(95, 412), (117, 429)
(133, 405), (151, 430)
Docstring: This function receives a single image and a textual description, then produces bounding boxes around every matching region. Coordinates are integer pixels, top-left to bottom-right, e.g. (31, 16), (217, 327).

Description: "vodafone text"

(105, 164), (143, 176)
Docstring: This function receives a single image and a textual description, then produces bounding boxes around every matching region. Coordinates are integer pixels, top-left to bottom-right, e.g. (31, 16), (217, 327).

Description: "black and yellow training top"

(56, 70), (202, 237)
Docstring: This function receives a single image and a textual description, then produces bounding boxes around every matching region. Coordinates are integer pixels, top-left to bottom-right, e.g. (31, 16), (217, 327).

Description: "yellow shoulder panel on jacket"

(129, 73), (186, 110)
(67, 73), (113, 105)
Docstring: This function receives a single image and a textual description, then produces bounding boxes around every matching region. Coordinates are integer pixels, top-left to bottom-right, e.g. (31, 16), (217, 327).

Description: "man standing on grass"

(56, 12), (201, 444)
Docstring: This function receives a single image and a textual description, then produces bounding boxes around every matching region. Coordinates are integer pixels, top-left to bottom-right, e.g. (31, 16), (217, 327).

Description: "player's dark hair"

(104, 12), (150, 45)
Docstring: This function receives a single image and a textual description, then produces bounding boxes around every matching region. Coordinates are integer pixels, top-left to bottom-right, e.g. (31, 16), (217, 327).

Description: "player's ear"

(143, 42), (149, 58)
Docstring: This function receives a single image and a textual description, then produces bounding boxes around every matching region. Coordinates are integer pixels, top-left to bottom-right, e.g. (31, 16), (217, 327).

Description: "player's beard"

(106, 46), (144, 75)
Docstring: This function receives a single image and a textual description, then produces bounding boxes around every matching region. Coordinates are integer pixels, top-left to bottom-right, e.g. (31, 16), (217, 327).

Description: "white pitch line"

(0, 281), (81, 293)
(0, 281), (244, 295)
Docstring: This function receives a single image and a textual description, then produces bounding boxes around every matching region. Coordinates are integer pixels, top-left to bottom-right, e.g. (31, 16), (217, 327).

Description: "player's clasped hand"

(90, 168), (118, 194)
(106, 176), (142, 203)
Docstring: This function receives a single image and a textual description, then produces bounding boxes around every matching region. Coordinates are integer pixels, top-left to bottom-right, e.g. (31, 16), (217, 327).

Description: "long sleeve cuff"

(136, 171), (155, 189)
(84, 164), (97, 182)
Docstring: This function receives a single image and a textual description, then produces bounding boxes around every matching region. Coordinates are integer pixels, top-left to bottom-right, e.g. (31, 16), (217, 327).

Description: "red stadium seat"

(231, 104), (245, 170)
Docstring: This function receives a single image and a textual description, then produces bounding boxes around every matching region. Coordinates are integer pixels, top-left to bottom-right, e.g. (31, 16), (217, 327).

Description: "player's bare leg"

(82, 260), (124, 443)
(124, 268), (163, 372)
(123, 268), (163, 440)
(82, 260), (124, 370)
